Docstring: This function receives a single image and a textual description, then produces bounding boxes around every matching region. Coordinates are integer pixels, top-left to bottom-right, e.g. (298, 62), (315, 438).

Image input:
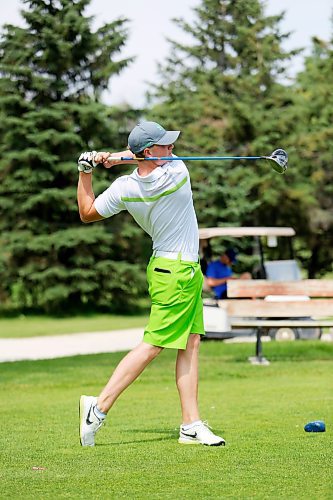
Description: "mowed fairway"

(0, 314), (149, 339)
(1, 341), (332, 499)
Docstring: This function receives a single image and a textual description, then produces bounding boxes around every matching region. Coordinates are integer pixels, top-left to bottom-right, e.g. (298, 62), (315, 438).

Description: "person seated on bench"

(205, 248), (251, 299)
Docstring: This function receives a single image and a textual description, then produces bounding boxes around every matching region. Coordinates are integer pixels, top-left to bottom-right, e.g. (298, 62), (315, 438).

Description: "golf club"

(107, 149), (288, 174)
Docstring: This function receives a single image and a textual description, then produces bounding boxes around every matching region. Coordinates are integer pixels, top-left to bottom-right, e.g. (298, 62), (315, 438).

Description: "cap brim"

(155, 131), (180, 146)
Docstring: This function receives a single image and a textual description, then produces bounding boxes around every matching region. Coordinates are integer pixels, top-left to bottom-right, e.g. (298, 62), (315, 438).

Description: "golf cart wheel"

(269, 327), (298, 341)
(296, 327), (322, 340)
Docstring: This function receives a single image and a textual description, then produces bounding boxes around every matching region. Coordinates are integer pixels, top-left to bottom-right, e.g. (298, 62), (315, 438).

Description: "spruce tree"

(287, 34), (333, 277)
(0, 0), (147, 313)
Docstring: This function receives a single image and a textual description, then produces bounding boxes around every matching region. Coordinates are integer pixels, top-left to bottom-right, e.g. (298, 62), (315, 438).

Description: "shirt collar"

(131, 163), (170, 183)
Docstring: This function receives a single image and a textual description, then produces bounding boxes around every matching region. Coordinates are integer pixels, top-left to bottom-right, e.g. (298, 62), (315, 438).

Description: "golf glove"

(78, 151), (98, 173)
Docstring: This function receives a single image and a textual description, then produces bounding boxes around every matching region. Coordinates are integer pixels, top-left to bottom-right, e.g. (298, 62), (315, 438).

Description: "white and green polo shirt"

(94, 157), (199, 255)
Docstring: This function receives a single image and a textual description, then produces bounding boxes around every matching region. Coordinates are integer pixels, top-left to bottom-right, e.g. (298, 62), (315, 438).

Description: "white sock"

(93, 405), (107, 420)
(182, 420), (202, 430)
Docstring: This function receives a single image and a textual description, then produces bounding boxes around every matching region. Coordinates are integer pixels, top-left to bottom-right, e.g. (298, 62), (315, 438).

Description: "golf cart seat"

(264, 260), (301, 281)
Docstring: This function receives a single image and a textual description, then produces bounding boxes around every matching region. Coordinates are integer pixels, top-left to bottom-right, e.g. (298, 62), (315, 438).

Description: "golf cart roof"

(199, 227), (296, 240)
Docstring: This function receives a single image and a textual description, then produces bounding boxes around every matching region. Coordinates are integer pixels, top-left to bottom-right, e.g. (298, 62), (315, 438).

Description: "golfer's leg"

(176, 333), (201, 424)
(97, 342), (162, 413)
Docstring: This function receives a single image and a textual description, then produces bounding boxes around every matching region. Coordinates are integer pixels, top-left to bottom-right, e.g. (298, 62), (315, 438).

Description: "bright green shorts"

(144, 255), (205, 350)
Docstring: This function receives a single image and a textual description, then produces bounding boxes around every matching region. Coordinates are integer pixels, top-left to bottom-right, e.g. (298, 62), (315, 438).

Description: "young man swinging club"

(77, 121), (225, 447)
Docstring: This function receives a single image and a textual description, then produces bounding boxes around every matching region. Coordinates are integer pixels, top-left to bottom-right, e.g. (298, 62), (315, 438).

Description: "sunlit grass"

(1, 341), (332, 498)
(0, 314), (149, 338)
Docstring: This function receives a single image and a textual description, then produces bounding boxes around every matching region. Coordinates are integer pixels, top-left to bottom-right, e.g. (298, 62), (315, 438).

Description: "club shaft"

(108, 156), (266, 161)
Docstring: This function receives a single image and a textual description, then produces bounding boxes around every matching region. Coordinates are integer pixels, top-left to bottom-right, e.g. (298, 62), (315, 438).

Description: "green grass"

(0, 314), (149, 338)
(1, 341), (332, 498)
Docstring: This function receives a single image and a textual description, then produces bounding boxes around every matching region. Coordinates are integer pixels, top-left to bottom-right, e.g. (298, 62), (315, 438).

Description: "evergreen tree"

(148, 0), (298, 233)
(286, 34), (333, 277)
(0, 0), (147, 314)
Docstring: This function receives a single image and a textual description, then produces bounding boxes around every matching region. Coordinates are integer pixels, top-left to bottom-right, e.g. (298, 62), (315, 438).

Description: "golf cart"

(200, 226), (321, 341)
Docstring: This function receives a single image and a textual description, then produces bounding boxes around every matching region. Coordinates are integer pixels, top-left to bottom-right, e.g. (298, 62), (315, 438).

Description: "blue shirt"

(206, 260), (233, 298)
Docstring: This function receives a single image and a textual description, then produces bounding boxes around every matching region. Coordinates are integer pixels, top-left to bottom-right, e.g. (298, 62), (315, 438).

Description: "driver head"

(270, 149), (288, 174)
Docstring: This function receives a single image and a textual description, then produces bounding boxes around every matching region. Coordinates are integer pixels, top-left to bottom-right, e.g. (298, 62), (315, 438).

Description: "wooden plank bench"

(220, 280), (333, 365)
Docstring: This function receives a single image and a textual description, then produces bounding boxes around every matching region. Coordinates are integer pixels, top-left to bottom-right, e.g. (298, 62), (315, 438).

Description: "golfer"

(77, 121), (225, 447)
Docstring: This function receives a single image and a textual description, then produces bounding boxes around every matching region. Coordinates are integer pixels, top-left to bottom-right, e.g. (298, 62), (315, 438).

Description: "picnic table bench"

(221, 279), (333, 365)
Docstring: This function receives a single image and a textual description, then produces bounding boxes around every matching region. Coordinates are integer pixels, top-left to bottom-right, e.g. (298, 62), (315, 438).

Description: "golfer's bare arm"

(77, 172), (102, 223)
(77, 150), (137, 223)
(101, 150), (137, 167)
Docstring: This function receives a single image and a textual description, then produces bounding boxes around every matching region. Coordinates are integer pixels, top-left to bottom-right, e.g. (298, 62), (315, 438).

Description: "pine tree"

(0, 0), (147, 313)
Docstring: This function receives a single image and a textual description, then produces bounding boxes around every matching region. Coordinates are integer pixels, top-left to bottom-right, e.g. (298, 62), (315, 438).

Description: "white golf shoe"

(179, 421), (225, 446)
(79, 395), (104, 447)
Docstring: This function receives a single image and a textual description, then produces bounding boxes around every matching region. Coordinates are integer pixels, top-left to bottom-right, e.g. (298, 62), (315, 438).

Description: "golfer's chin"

(155, 160), (169, 167)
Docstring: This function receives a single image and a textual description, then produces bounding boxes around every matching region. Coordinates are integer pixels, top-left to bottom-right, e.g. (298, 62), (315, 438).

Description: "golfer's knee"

(142, 343), (163, 361)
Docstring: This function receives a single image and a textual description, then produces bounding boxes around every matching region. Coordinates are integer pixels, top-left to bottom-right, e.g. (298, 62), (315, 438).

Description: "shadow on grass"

(97, 428), (178, 446)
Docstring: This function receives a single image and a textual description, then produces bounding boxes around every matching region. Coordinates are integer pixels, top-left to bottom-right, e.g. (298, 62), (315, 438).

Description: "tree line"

(0, 0), (332, 314)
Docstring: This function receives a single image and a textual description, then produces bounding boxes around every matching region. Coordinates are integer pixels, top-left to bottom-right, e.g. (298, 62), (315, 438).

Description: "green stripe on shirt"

(121, 175), (188, 202)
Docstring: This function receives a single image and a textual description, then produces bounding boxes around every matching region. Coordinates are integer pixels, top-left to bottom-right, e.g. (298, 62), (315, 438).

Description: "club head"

(269, 149), (288, 174)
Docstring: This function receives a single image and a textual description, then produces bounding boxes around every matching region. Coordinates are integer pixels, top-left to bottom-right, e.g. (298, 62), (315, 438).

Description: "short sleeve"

(94, 178), (126, 218)
(206, 262), (217, 278)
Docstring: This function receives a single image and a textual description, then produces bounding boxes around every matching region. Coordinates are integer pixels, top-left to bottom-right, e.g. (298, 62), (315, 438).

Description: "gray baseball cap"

(128, 121), (180, 154)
